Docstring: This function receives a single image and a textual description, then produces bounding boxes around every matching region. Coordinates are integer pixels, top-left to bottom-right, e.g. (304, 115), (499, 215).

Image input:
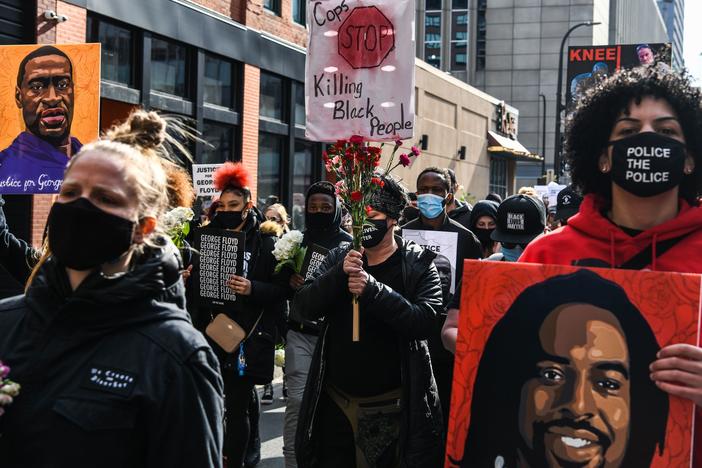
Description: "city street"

(257, 381), (285, 468)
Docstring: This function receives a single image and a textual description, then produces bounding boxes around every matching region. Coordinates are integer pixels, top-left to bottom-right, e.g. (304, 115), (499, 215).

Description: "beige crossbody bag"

(206, 312), (263, 353)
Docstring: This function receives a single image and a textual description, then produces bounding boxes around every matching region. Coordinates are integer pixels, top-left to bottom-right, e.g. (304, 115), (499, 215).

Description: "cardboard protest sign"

(402, 229), (458, 296)
(446, 260), (700, 468)
(305, 0), (416, 142)
(566, 43), (670, 110)
(192, 163), (224, 198)
(300, 243), (329, 281)
(0, 43), (100, 194)
(194, 228), (245, 311)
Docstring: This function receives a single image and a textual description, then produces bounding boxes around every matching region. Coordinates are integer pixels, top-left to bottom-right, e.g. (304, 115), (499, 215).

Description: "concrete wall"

(384, 59), (515, 199)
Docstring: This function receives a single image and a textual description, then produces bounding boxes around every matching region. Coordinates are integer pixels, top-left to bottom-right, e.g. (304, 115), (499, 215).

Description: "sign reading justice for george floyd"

(305, 0), (416, 142)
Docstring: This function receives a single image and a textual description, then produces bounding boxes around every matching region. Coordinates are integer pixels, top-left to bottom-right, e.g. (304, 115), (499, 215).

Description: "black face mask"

(210, 211), (244, 230)
(48, 198), (135, 271)
(609, 132), (687, 198)
(474, 227), (495, 248)
(361, 219), (390, 248)
(307, 212), (335, 230)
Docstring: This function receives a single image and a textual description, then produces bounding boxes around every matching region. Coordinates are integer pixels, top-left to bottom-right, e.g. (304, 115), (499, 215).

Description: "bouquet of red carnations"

(323, 135), (420, 341)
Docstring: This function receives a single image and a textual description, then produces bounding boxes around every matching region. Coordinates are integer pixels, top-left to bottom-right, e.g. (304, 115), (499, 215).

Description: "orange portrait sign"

(0, 43), (100, 194)
(447, 260), (700, 468)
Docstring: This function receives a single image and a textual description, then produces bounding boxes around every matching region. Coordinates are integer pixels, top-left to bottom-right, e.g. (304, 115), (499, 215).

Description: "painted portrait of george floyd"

(0, 43), (100, 194)
(446, 261), (700, 468)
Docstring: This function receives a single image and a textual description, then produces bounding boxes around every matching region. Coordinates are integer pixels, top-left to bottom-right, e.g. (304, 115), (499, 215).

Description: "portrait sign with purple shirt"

(0, 43), (100, 194)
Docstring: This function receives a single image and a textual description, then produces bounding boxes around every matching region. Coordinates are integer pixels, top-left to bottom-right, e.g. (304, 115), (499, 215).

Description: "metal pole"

(539, 93), (546, 175)
(554, 21), (600, 179)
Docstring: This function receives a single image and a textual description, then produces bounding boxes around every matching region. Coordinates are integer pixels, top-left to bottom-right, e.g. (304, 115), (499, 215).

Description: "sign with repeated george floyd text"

(194, 228), (245, 311)
(305, 0), (416, 142)
(300, 243), (330, 281)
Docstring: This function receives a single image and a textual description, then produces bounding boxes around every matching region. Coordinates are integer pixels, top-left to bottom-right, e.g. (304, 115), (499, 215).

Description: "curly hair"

(565, 66), (702, 204)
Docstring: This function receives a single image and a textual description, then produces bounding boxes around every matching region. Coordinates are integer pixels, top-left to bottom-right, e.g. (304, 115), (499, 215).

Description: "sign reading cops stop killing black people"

(194, 228), (245, 311)
(305, 0), (416, 142)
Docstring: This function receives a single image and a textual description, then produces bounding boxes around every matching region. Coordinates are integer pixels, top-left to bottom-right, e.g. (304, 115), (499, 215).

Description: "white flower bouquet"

(0, 361), (20, 417)
(272, 230), (306, 274)
(274, 347), (285, 368)
(162, 207), (195, 248)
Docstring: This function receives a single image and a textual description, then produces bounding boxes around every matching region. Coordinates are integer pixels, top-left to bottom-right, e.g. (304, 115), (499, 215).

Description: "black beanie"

(306, 181), (336, 200)
(469, 200), (499, 229)
(369, 174), (409, 220)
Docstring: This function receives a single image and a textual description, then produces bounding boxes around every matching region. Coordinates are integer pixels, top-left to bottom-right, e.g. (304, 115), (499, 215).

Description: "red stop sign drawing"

(338, 6), (395, 69)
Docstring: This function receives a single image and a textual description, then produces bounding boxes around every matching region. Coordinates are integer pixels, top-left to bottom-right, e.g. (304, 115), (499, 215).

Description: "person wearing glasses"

(265, 203), (291, 234)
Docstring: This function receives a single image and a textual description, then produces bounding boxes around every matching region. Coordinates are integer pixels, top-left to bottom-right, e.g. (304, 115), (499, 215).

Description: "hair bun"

(213, 162), (251, 191)
(108, 110), (166, 152)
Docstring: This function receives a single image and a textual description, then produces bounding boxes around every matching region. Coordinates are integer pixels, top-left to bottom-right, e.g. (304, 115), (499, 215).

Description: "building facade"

(415, 0), (669, 186)
(656, 0), (684, 69)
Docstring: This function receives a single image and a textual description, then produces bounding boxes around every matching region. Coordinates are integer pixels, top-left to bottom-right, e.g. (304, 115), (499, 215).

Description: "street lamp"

(554, 21), (601, 179)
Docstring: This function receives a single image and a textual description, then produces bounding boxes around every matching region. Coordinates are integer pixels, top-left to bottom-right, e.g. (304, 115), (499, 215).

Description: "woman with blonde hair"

(265, 202), (291, 233)
(0, 110), (224, 468)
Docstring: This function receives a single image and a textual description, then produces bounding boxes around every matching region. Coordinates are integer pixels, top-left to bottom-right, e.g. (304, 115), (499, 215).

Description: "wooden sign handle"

(352, 296), (360, 342)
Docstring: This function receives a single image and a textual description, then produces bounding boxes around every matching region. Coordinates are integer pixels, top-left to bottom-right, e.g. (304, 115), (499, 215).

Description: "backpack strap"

(618, 233), (690, 270)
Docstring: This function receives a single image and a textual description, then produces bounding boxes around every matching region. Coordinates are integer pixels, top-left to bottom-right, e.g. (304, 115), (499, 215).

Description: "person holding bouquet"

(203, 162), (286, 468)
(0, 111), (223, 467)
(294, 174), (444, 468)
(278, 181), (352, 468)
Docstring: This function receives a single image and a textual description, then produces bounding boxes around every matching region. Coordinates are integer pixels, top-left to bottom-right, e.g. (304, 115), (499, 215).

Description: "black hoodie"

(447, 199), (473, 230)
(280, 183), (352, 329)
(0, 239), (224, 468)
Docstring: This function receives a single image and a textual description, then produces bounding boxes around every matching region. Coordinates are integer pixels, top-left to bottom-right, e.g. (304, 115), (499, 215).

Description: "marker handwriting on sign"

(313, 73), (363, 99)
(313, 0), (348, 26)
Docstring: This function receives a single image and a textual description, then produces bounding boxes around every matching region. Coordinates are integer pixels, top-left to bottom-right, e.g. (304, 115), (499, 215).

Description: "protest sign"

(299, 243), (330, 281)
(402, 229), (458, 296)
(0, 43), (100, 194)
(305, 0), (416, 142)
(194, 228), (245, 311)
(446, 260), (700, 468)
(192, 163), (224, 197)
(566, 43), (670, 110)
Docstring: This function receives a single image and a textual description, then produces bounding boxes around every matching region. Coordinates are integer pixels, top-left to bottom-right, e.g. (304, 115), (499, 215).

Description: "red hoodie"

(521, 193), (702, 466)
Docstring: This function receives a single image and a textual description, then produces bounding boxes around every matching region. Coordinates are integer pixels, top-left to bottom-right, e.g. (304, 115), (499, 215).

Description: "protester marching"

(1, 1), (702, 468)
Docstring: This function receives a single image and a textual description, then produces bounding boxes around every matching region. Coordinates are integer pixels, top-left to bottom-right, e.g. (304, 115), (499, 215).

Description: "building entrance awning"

(487, 131), (543, 163)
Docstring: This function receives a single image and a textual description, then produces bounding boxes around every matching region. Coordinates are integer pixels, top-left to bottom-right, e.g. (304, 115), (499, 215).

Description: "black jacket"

(0, 239), (224, 468)
(0, 196), (38, 286)
(200, 212), (287, 385)
(294, 237), (445, 468)
(447, 200), (473, 231)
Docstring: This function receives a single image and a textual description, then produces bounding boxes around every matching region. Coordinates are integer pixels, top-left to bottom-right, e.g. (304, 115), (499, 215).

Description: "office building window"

(203, 54), (233, 108)
(452, 0), (467, 7)
(450, 9), (468, 71)
(260, 72), (285, 121)
(424, 12), (442, 69)
(151, 37), (189, 97)
(294, 82), (306, 127)
(263, 0), (281, 15)
(426, 0), (441, 9)
(476, 0), (487, 70)
(293, 0), (306, 25)
(291, 140), (314, 230)
(201, 122), (235, 164)
(258, 133), (284, 206)
(489, 158), (508, 198)
(88, 18), (134, 87)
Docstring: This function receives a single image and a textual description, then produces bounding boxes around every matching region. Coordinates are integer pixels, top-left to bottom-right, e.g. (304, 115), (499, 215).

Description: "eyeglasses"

(267, 217), (282, 223)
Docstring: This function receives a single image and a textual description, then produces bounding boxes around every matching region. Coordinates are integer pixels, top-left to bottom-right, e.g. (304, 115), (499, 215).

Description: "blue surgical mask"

(417, 194), (445, 219)
(501, 245), (524, 262)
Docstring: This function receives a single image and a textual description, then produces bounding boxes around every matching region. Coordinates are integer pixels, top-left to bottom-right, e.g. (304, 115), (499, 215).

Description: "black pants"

(317, 391), (357, 468)
(223, 372), (255, 468)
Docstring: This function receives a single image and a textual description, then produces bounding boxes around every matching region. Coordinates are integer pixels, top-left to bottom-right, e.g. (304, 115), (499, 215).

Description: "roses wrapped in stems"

(0, 360), (20, 417)
(323, 136), (420, 341)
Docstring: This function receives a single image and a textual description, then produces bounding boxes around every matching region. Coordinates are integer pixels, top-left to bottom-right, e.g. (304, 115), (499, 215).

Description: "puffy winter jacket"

(0, 238), (224, 468)
(294, 237), (445, 468)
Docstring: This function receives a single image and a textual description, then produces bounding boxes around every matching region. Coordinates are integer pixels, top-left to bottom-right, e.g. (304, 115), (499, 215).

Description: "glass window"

(451, 10), (468, 71)
(452, 0), (467, 7)
(294, 83), (306, 127)
(263, 0), (281, 15)
(258, 133), (284, 207)
(424, 12), (442, 69)
(476, 0), (487, 71)
(291, 140), (315, 230)
(426, 0), (441, 10)
(260, 72), (284, 121)
(293, 0), (306, 25)
(203, 54), (233, 108)
(89, 18), (134, 87)
(201, 122), (235, 164)
(151, 37), (188, 97)
(489, 158), (508, 198)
